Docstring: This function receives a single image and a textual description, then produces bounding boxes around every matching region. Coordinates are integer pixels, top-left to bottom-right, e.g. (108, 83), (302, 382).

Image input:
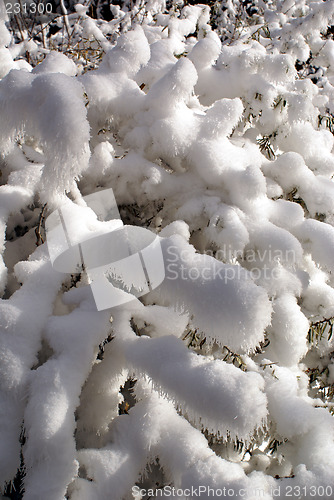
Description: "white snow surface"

(0, 0), (334, 498)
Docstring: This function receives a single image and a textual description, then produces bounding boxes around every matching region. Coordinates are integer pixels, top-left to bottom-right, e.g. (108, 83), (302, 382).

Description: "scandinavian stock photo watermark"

(164, 244), (297, 284)
(45, 188), (165, 310)
(132, 484), (333, 498)
(45, 188), (298, 311)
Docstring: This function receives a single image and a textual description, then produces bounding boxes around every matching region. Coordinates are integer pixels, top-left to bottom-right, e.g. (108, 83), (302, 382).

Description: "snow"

(0, 250), (64, 485)
(71, 384), (273, 500)
(33, 52), (78, 77)
(101, 26), (150, 77)
(265, 366), (334, 479)
(0, 70), (90, 197)
(1, 0), (334, 498)
(150, 234), (272, 352)
(125, 335), (267, 438)
(294, 219), (334, 274)
(265, 294), (309, 366)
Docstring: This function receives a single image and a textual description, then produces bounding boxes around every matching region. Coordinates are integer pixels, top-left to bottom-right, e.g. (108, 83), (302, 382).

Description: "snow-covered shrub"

(1, 1), (334, 499)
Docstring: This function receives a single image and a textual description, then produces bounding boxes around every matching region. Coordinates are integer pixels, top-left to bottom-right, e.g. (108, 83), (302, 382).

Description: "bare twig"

(60, 0), (71, 39)
(35, 203), (47, 246)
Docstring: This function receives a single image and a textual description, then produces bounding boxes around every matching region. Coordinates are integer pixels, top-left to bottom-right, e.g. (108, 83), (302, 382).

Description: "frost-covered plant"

(1, 1), (334, 499)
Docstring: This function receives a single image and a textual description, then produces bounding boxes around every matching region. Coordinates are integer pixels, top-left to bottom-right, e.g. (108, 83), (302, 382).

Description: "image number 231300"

(5, 2), (53, 15)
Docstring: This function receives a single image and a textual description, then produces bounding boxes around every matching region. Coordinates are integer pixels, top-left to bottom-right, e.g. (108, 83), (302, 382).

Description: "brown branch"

(35, 203), (47, 246)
